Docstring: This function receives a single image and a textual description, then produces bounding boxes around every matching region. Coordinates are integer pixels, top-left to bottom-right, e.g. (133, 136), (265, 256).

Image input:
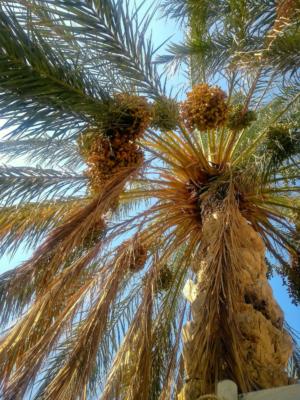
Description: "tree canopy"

(0, 1), (299, 399)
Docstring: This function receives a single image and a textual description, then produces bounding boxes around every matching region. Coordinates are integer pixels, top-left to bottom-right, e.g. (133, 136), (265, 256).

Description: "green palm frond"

(0, 7), (109, 112)
(9, 0), (166, 99)
(0, 137), (82, 168)
(0, 88), (86, 140)
(158, 0), (300, 88)
(159, 0), (222, 26)
(266, 21), (300, 75)
(3, 0), (136, 100)
(0, 166), (87, 205)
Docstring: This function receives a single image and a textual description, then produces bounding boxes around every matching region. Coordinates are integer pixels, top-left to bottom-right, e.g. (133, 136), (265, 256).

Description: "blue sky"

(0, 0), (299, 336)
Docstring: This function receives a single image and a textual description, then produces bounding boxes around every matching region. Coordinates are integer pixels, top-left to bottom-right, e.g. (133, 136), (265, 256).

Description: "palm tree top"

(0, 0), (299, 399)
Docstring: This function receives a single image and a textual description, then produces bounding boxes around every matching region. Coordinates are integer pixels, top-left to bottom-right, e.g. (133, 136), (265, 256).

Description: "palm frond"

(7, 0), (130, 87)
(0, 249), (103, 400)
(0, 4), (110, 109)
(32, 241), (139, 400)
(0, 165), (87, 205)
(266, 19), (300, 76)
(0, 168), (137, 325)
(11, 0), (166, 99)
(0, 137), (82, 169)
(0, 199), (86, 257)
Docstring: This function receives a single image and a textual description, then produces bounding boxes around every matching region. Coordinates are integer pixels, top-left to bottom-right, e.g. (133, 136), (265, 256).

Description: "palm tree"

(0, 0), (299, 399)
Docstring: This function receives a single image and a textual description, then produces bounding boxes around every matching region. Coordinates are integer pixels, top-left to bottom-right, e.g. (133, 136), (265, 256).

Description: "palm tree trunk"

(180, 207), (293, 399)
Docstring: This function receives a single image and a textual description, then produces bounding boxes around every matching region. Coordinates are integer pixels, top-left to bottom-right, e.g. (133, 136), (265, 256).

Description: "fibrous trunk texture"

(179, 209), (293, 399)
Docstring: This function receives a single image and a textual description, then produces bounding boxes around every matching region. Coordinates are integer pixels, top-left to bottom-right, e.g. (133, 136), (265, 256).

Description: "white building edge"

(216, 380), (300, 400)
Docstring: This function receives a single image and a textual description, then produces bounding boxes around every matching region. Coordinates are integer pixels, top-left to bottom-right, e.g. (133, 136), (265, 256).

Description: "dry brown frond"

(100, 239), (194, 400)
(101, 271), (155, 400)
(126, 272), (154, 400)
(0, 226), (156, 399)
(0, 245), (101, 391)
(159, 304), (187, 400)
(0, 264), (101, 399)
(37, 245), (129, 400)
(0, 200), (82, 250)
(181, 191), (251, 397)
(2, 169), (135, 309)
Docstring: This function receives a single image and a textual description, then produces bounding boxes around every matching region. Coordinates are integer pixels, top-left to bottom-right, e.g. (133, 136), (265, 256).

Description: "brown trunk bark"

(179, 209), (293, 399)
